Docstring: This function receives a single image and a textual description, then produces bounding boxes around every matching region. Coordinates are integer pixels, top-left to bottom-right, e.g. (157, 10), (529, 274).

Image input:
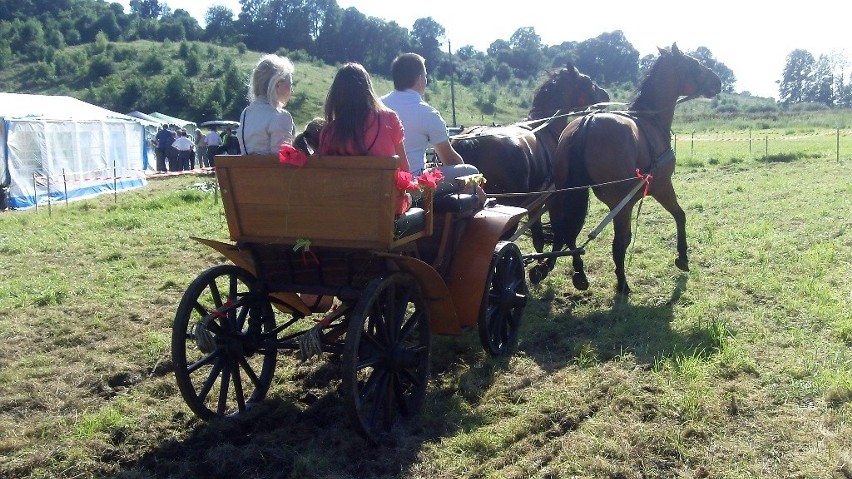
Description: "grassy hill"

(0, 39), (539, 130)
(3, 39), (836, 135)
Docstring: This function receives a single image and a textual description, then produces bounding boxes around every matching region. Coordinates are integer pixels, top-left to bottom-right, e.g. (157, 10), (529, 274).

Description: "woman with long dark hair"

(318, 63), (409, 172)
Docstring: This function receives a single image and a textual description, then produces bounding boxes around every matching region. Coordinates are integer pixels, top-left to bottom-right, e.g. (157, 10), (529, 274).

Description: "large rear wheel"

(172, 265), (279, 419)
(342, 272), (431, 442)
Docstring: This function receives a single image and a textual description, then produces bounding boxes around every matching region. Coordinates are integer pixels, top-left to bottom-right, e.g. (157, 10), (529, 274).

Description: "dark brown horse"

(548, 44), (722, 294)
(451, 64), (609, 253)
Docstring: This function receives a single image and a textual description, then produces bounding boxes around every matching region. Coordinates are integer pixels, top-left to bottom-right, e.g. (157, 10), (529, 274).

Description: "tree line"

(1, 0), (850, 112)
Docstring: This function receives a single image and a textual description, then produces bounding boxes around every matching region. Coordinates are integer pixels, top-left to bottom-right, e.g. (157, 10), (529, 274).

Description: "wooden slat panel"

(215, 155), (408, 249)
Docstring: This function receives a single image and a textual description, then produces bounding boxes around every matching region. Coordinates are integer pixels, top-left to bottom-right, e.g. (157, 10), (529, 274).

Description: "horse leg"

(653, 182), (689, 271)
(530, 219), (545, 254)
(611, 209), (633, 295)
(548, 188), (590, 290)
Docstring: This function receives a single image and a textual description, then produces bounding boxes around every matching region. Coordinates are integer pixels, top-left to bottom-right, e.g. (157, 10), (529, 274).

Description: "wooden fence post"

(691, 130), (695, 156)
(62, 168), (69, 207)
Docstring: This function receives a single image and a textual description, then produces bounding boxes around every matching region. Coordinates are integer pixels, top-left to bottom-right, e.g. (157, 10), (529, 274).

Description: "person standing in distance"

(237, 54), (296, 155)
(204, 126), (221, 167)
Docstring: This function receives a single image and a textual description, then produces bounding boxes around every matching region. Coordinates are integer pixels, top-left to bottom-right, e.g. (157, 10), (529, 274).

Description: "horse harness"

(579, 110), (675, 178)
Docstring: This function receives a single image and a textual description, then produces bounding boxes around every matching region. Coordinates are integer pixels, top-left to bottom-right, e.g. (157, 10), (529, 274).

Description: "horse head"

(529, 63), (608, 119)
(655, 43), (722, 101)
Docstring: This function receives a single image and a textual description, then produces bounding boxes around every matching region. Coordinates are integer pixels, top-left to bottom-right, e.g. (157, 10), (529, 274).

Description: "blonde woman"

(237, 54), (296, 155)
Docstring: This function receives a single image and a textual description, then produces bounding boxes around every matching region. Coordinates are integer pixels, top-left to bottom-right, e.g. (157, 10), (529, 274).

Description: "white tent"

(0, 93), (149, 209)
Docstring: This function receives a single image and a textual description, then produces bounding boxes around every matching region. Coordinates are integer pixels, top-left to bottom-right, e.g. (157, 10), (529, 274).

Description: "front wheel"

(172, 265), (279, 420)
(479, 241), (527, 356)
(342, 272), (431, 442)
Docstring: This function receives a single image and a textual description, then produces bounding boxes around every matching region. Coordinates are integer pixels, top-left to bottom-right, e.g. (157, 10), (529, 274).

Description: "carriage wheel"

(479, 241), (528, 356)
(172, 264), (279, 420)
(342, 272), (431, 442)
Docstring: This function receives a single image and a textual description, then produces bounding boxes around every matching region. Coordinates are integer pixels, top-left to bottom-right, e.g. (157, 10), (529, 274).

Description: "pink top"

(318, 110), (404, 157)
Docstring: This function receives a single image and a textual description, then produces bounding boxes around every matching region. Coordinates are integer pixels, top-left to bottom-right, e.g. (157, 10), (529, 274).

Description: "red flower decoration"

(395, 170), (419, 191)
(279, 144), (308, 166)
(416, 170), (444, 190)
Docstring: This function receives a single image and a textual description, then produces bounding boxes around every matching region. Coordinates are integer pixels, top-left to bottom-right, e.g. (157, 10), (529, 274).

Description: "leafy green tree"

(87, 54), (115, 82)
(162, 73), (192, 116)
(94, 10), (122, 41)
(574, 31), (638, 85)
(130, 0), (163, 19)
(544, 41), (580, 70)
(313, 3), (342, 62)
(779, 49), (814, 104)
(506, 27), (543, 79)
(0, 41), (12, 70)
(411, 17), (444, 72)
(184, 50), (201, 76)
(809, 54), (835, 106)
(52, 49), (86, 78)
(204, 5), (237, 43)
(495, 62), (512, 83)
(139, 52), (165, 75)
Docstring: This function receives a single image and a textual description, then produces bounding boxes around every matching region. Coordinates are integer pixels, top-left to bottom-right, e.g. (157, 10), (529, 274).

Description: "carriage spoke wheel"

(342, 272), (431, 443)
(479, 241), (528, 356)
(172, 265), (279, 420)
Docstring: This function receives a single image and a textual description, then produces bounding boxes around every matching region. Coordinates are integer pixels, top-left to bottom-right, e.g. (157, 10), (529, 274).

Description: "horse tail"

(552, 114), (594, 248)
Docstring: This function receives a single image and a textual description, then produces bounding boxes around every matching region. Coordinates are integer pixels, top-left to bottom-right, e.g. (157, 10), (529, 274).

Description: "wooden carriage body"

(174, 154), (530, 441)
(198, 154), (526, 335)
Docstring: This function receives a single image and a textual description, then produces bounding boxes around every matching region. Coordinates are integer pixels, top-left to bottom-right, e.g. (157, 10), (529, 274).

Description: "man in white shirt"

(204, 127), (222, 167)
(382, 53), (483, 201)
(171, 129), (195, 170)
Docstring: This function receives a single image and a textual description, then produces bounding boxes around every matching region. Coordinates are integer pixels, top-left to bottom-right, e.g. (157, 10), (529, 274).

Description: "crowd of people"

(152, 124), (241, 172)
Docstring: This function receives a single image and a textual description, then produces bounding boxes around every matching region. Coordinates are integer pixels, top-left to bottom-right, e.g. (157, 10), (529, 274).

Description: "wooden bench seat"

(215, 155), (433, 250)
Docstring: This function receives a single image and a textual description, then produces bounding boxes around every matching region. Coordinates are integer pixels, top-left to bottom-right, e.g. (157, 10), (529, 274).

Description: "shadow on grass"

(519, 273), (718, 371)
(111, 345), (487, 479)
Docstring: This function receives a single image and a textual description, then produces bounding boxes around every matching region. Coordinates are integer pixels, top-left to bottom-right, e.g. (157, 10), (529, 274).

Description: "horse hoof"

(615, 284), (631, 296)
(675, 257), (689, 272)
(529, 264), (549, 284)
(572, 272), (589, 291)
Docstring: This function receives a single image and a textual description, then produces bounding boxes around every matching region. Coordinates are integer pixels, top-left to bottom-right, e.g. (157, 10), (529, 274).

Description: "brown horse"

(451, 64), (609, 254)
(548, 44), (722, 295)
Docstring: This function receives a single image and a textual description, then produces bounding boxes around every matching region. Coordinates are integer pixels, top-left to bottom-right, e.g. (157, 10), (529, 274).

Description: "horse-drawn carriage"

(171, 154), (529, 441)
(171, 44), (722, 441)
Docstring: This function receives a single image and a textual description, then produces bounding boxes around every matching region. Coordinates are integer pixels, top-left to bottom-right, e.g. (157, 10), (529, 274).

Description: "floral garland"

(394, 169), (445, 215)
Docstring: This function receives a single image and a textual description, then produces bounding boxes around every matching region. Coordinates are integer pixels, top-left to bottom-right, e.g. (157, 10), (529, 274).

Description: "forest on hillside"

(1, 0), (850, 122)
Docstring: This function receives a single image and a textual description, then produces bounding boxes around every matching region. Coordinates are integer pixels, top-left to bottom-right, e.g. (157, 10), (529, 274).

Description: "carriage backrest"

(215, 155), (431, 250)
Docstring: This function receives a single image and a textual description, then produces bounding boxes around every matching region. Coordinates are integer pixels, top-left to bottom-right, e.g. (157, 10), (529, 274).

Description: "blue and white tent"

(0, 93), (150, 209)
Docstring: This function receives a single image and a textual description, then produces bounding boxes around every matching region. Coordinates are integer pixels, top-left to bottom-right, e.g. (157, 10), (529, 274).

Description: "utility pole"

(449, 40), (456, 127)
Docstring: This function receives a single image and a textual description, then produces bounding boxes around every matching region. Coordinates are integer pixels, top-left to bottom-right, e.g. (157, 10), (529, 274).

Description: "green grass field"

(0, 130), (850, 478)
